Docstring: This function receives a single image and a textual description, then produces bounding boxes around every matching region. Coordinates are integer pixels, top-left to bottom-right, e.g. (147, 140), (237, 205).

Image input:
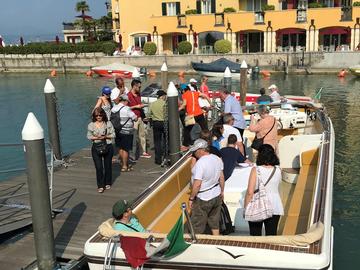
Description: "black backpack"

(219, 201), (235, 235)
(110, 107), (129, 133)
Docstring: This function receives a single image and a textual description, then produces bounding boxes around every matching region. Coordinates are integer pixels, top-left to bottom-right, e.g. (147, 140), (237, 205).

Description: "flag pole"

(181, 203), (197, 243)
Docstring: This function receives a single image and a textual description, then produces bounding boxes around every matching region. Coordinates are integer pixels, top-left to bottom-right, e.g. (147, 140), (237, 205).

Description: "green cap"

(112, 199), (130, 217)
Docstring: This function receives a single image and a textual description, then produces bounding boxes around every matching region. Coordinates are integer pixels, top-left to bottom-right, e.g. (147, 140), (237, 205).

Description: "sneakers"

(140, 152), (152, 158)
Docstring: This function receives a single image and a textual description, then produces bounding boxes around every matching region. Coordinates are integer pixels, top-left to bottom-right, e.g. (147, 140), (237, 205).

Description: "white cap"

(110, 88), (120, 101)
(44, 79), (55, 93)
(224, 67), (232, 78)
(189, 139), (208, 152)
(161, 62), (168, 72)
(167, 81), (178, 97)
(189, 78), (197, 83)
(268, 84), (278, 90)
(22, 112), (44, 141)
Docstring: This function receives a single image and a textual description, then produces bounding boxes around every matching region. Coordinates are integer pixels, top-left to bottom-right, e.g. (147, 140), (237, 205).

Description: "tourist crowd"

(88, 76), (283, 236)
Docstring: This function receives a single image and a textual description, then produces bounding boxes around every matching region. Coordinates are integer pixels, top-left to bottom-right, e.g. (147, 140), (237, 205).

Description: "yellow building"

(111, 0), (360, 54)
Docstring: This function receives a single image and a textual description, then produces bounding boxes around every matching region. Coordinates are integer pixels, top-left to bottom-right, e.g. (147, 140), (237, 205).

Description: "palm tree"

(75, 1), (90, 40)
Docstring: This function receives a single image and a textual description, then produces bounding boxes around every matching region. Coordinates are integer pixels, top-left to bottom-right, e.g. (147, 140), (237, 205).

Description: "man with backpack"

(110, 89), (137, 172)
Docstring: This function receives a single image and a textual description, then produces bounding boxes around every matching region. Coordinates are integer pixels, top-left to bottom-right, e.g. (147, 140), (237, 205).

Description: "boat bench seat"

(280, 148), (319, 235)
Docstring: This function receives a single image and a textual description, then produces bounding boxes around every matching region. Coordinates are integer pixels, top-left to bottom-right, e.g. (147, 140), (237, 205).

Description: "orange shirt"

(182, 91), (203, 116)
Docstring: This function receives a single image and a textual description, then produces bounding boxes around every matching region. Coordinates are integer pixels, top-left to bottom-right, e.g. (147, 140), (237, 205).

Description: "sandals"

(121, 167), (133, 172)
(97, 188), (104, 193)
(105, 185), (111, 190)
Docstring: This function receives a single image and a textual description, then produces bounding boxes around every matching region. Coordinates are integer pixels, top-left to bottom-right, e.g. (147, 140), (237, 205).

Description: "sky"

(0, 0), (107, 44)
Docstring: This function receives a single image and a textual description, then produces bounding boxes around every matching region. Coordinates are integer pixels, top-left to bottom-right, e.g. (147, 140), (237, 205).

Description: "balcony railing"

(296, 9), (307, 22)
(254, 11), (265, 24)
(214, 13), (224, 26)
(177, 14), (186, 28)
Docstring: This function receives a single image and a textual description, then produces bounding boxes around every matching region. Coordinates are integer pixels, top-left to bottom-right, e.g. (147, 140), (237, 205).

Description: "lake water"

(0, 72), (359, 269)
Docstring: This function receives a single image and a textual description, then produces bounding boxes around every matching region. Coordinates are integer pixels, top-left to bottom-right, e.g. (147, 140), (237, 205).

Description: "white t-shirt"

(191, 154), (223, 201)
(223, 124), (243, 143)
(270, 90), (281, 102)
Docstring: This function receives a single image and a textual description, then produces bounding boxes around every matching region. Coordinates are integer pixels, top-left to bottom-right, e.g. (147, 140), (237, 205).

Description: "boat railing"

(0, 142), (56, 212)
(103, 235), (120, 270)
(309, 109), (332, 226)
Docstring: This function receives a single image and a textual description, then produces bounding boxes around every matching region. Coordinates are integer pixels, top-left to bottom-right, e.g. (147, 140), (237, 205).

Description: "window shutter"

(211, 0), (216, 13)
(176, 2), (181, 15)
(196, 0), (201, 14)
(162, 2), (166, 16)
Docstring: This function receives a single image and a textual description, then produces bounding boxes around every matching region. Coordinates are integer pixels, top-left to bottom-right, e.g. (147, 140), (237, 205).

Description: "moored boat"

(84, 101), (334, 270)
(349, 65), (360, 77)
(191, 58), (251, 78)
(91, 63), (139, 78)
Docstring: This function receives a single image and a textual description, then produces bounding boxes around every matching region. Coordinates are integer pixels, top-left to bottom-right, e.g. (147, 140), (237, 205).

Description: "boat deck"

(0, 147), (166, 269)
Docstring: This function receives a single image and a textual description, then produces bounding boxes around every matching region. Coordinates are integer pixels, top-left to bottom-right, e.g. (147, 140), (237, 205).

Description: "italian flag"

(120, 215), (190, 268)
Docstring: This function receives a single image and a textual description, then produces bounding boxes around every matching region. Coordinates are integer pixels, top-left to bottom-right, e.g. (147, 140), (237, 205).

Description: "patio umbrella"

(55, 35), (60, 45)
(193, 32), (198, 48)
(147, 33), (151, 42)
(20, 36), (24, 46)
(118, 34), (123, 50)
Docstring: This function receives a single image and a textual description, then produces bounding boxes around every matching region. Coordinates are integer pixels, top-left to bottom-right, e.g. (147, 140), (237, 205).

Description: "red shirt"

(200, 84), (209, 97)
(127, 91), (142, 118)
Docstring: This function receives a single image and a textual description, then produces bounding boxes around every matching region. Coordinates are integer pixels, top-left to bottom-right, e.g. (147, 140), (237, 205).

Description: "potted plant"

(262, 4), (275, 11)
(223, 7), (236, 13)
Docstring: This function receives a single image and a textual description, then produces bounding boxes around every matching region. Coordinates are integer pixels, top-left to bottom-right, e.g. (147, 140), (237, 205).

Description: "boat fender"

(50, 69), (57, 77)
(338, 69), (346, 77)
(86, 70), (93, 77)
(260, 70), (271, 77)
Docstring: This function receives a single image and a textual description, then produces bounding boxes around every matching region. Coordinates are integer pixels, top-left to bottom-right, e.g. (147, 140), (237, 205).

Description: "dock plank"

(0, 147), (166, 268)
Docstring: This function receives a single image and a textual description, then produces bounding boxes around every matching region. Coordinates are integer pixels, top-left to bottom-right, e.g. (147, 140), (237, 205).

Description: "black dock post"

(44, 79), (62, 160)
(167, 82), (181, 165)
(240, 60), (247, 106)
(22, 113), (56, 270)
(161, 62), (168, 91)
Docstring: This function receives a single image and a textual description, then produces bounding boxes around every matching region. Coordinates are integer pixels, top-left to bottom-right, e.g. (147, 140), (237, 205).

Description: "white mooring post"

(22, 112), (56, 270)
(161, 62), (168, 92)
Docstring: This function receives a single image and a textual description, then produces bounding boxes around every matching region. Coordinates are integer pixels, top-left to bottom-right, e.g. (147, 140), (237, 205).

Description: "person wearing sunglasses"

(87, 108), (115, 193)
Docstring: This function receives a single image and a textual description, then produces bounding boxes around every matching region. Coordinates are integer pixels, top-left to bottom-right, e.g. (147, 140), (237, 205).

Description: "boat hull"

(349, 66), (360, 77)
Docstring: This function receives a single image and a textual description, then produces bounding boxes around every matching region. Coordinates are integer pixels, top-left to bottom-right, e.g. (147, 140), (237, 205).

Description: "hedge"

(353, 1), (360, 6)
(143, 42), (157, 55)
(178, 41), (192, 54)
(0, 41), (117, 55)
(214, 39), (232, 54)
(224, 7), (236, 13)
(185, 9), (197, 15)
(308, 2), (324, 8)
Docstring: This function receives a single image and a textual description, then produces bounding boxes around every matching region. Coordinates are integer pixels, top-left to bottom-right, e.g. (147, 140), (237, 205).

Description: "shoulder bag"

(93, 123), (109, 156)
(244, 166), (276, 222)
(251, 118), (276, 150)
(184, 92), (196, 126)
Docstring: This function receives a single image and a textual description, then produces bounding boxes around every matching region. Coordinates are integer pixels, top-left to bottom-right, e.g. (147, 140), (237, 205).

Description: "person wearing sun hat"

(268, 84), (281, 102)
(112, 199), (146, 232)
(189, 78), (198, 91)
(188, 138), (224, 235)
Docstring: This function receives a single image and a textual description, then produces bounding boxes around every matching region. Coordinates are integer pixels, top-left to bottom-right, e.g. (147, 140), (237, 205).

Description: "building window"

(162, 2), (180, 16)
(246, 0), (267, 11)
(133, 35), (147, 49)
(202, 0), (212, 14)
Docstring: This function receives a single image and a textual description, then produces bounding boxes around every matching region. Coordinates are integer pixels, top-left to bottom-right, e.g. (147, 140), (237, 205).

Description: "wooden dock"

(0, 147), (166, 269)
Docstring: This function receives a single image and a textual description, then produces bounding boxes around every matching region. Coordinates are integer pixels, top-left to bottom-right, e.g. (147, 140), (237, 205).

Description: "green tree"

(75, 1), (90, 39)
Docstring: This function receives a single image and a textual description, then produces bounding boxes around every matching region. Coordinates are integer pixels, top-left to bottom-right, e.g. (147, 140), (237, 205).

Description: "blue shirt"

(224, 95), (246, 129)
(113, 217), (146, 232)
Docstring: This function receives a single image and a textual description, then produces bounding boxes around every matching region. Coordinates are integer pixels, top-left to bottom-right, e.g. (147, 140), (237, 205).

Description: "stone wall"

(0, 52), (359, 73)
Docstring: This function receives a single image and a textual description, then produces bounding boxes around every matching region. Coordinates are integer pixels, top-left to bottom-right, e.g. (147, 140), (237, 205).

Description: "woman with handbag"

(249, 105), (278, 152)
(87, 108), (115, 193)
(244, 144), (283, 236)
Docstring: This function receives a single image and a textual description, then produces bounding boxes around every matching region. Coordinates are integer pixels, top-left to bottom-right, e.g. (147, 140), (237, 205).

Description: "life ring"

(337, 70), (346, 77)
(260, 70), (271, 77)
(50, 69), (57, 77)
